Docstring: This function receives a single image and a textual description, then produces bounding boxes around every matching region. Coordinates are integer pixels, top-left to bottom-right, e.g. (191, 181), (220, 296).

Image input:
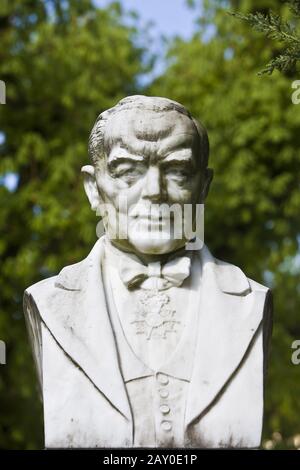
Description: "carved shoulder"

(23, 276), (57, 398)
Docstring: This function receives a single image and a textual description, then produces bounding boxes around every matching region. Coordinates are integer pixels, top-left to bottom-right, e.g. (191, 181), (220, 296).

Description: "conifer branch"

(231, 1), (300, 74)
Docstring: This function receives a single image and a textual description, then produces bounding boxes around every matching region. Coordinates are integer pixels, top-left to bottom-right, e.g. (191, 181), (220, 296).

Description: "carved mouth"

(139, 215), (163, 221)
(137, 216), (171, 227)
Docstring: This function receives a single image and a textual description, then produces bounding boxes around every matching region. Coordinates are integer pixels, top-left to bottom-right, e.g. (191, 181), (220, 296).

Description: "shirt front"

(101, 238), (202, 447)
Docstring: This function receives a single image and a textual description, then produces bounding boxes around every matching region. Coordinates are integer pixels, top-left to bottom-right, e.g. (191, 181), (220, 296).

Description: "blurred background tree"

(231, 0), (300, 75)
(0, 0), (299, 449)
(0, 0), (151, 449)
(151, 0), (300, 449)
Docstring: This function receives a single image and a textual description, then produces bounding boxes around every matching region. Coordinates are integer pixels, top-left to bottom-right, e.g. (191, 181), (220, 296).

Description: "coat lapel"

(36, 236), (132, 422)
(185, 246), (267, 428)
(34, 238), (267, 433)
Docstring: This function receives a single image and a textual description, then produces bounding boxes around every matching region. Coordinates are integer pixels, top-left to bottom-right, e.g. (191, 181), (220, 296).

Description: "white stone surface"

(23, 95), (272, 448)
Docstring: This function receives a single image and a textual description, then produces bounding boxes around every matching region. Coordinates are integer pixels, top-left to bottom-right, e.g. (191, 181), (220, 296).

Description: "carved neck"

(108, 238), (187, 266)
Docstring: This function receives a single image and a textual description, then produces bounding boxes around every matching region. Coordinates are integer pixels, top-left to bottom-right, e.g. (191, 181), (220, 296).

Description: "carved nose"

(141, 166), (163, 202)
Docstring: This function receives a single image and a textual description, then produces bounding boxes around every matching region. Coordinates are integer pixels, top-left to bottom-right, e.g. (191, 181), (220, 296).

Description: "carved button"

(160, 404), (170, 414)
(159, 389), (169, 398)
(161, 420), (172, 431)
(157, 373), (169, 385)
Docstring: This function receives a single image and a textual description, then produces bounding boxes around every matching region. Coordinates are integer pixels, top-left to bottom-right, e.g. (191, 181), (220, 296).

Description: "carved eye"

(118, 168), (138, 177)
(165, 166), (190, 182)
(111, 162), (146, 183)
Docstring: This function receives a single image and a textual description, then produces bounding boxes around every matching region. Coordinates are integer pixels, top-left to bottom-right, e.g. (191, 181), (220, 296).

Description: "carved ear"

(200, 167), (213, 203)
(81, 165), (102, 213)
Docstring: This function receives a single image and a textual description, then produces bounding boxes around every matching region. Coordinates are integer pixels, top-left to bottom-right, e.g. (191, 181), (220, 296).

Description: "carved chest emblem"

(130, 289), (181, 340)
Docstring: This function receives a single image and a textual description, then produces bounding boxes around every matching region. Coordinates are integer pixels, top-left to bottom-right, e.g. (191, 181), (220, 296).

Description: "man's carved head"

(82, 95), (213, 256)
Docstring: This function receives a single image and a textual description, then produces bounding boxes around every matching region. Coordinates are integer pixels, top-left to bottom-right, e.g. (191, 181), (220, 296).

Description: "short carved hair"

(88, 95), (209, 170)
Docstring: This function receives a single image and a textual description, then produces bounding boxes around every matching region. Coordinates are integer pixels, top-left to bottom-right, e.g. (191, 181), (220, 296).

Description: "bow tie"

(119, 255), (191, 290)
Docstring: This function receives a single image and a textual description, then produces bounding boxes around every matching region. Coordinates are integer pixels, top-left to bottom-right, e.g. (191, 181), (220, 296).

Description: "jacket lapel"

(185, 246), (267, 428)
(37, 237), (132, 422)
(35, 238), (266, 433)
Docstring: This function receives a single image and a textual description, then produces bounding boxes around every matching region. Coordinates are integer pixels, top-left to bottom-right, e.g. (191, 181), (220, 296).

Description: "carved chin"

(128, 228), (185, 254)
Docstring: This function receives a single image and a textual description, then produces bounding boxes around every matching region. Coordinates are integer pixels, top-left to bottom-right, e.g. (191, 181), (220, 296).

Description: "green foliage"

(0, 0), (149, 449)
(231, 0), (300, 74)
(150, 0), (300, 449)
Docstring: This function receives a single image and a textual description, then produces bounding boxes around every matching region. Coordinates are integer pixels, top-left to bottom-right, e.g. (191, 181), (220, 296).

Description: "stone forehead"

(104, 108), (199, 145)
(88, 95), (209, 168)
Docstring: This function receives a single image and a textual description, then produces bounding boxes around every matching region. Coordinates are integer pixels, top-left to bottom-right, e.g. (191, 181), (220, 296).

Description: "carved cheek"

(97, 173), (128, 202)
(165, 179), (193, 203)
(120, 177), (147, 202)
(107, 178), (146, 211)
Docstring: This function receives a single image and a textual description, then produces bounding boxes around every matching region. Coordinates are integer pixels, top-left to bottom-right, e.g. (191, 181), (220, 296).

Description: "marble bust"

(24, 95), (272, 449)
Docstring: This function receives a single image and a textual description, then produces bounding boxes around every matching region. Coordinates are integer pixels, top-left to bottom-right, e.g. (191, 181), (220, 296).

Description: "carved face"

(84, 108), (211, 255)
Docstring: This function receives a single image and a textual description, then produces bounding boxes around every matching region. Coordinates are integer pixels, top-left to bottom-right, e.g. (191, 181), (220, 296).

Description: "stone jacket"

(23, 237), (272, 448)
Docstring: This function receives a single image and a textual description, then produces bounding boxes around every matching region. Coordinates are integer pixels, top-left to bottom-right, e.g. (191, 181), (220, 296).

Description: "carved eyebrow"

(160, 151), (194, 165)
(107, 154), (146, 167)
